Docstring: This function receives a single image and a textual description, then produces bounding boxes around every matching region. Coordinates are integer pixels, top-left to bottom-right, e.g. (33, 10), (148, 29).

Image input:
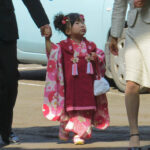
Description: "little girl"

(43, 13), (110, 145)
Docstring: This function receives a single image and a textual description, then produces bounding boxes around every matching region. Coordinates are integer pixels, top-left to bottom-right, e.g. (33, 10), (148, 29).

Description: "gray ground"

(1, 64), (150, 150)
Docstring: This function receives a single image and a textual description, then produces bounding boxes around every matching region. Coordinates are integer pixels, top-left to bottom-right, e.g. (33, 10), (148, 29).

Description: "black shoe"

(9, 131), (20, 144)
(128, 134), (141, 150)
(0, 135), (7, 145)
(2, 132), (20, 144)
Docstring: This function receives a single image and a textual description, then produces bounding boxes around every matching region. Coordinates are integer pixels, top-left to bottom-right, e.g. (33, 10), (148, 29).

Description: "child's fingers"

(44, 28), (52, 38)
(91, 52), (96, 57)
(45, 26), (51, 32)
(91, 52), (97, 60)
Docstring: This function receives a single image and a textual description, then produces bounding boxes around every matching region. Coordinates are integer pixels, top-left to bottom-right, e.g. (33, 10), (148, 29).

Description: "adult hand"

(134, 0), (145, 8)
(109, 36), (118, 56)
(40, 24), (52, 38)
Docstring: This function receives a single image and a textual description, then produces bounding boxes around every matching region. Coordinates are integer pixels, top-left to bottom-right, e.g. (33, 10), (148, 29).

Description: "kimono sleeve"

(43, 43), (65, 121)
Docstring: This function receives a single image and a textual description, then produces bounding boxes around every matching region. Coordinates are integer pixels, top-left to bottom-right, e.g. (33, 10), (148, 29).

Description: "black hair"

(54, 13), (82, 36)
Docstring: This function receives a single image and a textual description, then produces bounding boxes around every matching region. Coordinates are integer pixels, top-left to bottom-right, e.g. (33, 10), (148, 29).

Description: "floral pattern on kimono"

(43, 38), (110, 138)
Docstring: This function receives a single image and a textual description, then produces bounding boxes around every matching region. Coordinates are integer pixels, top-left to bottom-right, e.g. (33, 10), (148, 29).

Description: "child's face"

(68, 19), (86, 38)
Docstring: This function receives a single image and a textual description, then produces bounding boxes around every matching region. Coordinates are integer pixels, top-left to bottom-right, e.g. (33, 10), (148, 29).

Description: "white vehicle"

(13, 0), (126, 92)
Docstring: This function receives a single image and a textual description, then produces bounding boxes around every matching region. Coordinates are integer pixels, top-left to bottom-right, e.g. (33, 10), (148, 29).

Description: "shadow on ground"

(2, 126), (150, 143)
(17, 126), (150, 141)
(0, 126), (150, 149)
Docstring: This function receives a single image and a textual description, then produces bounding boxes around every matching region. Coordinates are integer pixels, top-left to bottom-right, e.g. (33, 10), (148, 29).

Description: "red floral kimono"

(43, 38), (110, 139)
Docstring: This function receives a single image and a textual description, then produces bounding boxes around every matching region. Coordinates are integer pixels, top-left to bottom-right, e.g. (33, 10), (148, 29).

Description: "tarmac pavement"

(0, 64), (150, 150)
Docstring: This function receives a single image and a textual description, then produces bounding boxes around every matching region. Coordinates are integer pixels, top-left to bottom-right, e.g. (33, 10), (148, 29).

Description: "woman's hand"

(109, 36), (118, 56)
(134, 0), (145, 8)
(91, 52), (97, 61)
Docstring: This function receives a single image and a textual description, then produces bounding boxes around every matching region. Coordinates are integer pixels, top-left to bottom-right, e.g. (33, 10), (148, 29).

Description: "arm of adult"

(22, 0), (52, 37)
(110, 0), (128, 55)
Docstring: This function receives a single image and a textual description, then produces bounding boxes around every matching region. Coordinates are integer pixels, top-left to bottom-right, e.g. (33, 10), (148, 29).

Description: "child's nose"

(80, 23), (85, 26)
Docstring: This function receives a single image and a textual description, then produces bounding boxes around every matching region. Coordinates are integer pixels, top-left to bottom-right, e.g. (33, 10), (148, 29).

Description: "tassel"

(72, 63), (78, 76)
(87, 61), (94, 74)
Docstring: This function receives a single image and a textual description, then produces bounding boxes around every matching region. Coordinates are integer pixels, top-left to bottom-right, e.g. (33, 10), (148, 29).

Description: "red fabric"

(60, 38), (97, 111)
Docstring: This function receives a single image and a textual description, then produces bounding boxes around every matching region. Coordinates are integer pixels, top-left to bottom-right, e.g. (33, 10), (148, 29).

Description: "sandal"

(128, 134), (141, 150)
(59, 124), (69, 141)
(73, 135), (84, 145)
(59, 131), (69, 141)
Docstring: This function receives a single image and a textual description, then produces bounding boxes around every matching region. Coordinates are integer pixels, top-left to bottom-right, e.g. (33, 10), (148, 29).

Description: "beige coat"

(111, 0), (150, 38)
(111, 0), (150, 87)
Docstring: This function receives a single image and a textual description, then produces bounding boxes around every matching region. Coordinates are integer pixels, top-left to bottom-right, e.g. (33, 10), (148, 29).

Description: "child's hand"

(40, 24), (52, 38)
(45, 27), (52, 54)
(44, 27), (52, 40)
(45, 38), (52, 54)
(91, 52), (97, 61)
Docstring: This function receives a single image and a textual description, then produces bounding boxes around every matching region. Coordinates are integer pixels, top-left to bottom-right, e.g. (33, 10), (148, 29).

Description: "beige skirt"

(125, 12), (150, 88)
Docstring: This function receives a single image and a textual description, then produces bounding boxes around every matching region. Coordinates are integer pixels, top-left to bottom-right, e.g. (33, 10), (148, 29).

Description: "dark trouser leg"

(0, 40), (19, 140)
